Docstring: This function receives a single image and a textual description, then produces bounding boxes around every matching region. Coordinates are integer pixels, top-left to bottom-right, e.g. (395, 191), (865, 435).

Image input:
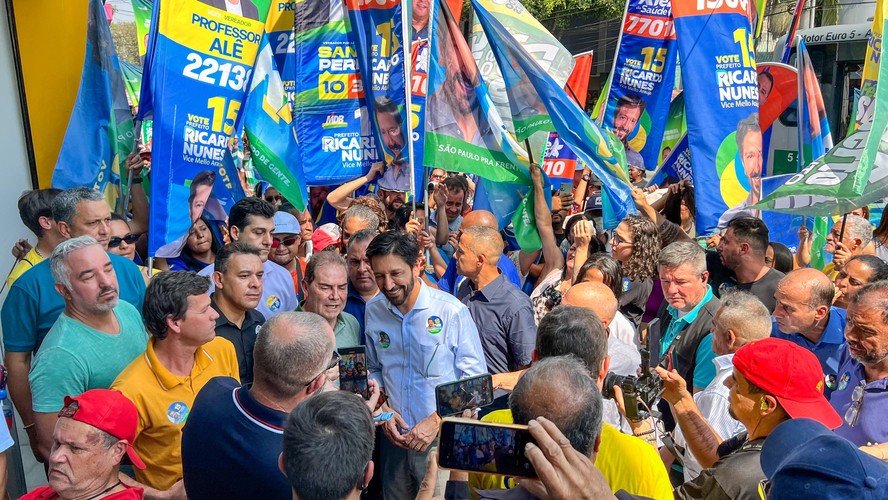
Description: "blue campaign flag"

(648, 134), (691, 187)
(472, 0), (636, 229)
(53, 0), (134, 210)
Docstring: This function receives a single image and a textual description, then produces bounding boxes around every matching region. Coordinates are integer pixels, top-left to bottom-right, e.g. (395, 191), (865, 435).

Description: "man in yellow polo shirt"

(470, 306), (672, 500)
(113, 271), (239, 494)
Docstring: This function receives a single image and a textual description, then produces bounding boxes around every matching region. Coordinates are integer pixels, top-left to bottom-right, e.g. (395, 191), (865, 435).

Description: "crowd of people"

(1, 149), (888, 500)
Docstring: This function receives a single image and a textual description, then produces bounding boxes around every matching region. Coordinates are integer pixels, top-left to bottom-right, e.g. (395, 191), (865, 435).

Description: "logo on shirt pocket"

(167, 402), (190, 424)
(427, 316), (443, 334)
(266, 295), (281, 312)
(378, 332), (391, 349)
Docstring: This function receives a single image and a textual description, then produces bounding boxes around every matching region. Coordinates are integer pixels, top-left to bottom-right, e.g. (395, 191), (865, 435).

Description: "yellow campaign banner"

(11, 0), (89, 188)
(854, 0), (886, 133)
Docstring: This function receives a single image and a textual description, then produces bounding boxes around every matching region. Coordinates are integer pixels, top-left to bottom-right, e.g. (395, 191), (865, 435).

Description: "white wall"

(0, 2), (37, 276)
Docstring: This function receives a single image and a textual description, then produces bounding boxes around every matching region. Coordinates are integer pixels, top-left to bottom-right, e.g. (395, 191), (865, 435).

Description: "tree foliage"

(110, 22), (140, 66)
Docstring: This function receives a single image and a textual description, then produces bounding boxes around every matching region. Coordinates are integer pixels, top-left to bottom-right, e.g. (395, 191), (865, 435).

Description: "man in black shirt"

(210, 242), (265, 384)
(708, 216), (783, 313)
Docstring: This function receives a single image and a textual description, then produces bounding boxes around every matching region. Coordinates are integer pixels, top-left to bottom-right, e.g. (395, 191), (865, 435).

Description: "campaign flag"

(854, 0), (885, 133)
(796, 38), (833, 165)
(346, 0), (422, 197)
(242, 27), (307, 211)
(266, 1), (296, 104)
(673, 0), (760, 234)
(658, 91), (685, 165)
(131, 0), (153, 59)
(424, 0), (531, 184)
(144, 0), (263, 255)
(120, 60), (142, 107)
(53, 0), (134, 211)
(473, 0), (636, 230)
(648, 134), (690, 187)
(541, 52), (593, 187)
(596, 0), (677, 172)
(293, 0), (378, 185)
(752, 0), (767, 38)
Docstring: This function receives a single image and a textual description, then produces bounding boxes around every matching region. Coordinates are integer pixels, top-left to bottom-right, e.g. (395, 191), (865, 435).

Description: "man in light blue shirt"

(364, 231), (487, 499)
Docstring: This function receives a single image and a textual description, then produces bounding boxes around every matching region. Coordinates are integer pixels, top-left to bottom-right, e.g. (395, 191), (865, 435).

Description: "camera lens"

(601, 372), (625, 400)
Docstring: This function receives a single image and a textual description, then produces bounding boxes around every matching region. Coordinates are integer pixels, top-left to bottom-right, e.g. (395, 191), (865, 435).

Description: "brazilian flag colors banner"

(599, 0), (677, 172)
(131, 0), (153, 59)
(673, 0), (759, 234)
(542, 52), (593, 187)
(53, 0), (134, 212)
(346, 0), (421, 195)
(144, 0), (261, 254)
(294, 0), (378, 185)
(473, 0), (636, 230)
(243, 20), (307, 211)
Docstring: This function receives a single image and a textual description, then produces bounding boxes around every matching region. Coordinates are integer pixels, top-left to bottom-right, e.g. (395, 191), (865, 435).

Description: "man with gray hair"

(456, 225), (536, 374)
(340, 203), (381, 251)
(823, 213), (873, 280)
(657, 241), (721, 393)
(182, 311), (378, 499)
(29, 236), (149, 461)
(2, 189), (146, 461)
(298, 250), (361, 349)
(665, 290), (772, 481)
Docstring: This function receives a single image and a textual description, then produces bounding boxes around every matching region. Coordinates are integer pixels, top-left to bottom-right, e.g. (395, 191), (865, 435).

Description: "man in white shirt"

(664, 290), (772, 480)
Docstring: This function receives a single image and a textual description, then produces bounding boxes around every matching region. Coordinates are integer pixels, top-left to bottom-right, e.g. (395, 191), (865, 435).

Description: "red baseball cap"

(312, 223), (341, 252)
(733, 338), (842, 430)
(59, 389), (146, 469)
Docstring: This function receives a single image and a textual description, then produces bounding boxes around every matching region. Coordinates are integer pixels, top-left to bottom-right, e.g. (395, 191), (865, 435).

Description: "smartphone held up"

(437, 418), (537, 479)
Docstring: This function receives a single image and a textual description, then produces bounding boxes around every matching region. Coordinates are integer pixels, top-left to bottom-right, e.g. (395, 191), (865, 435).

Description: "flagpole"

(780, 0), (807, 64)
(121, 118), (142, 220)
(794, 35), (808, 233)
(401, 0), (417, 215)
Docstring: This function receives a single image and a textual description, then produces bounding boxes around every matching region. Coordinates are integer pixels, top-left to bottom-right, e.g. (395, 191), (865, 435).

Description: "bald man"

(434, 210), (522, 297)
(562, 282), (641, 377)
(457, 226), (536, 374)
(772, 268), (847, 392)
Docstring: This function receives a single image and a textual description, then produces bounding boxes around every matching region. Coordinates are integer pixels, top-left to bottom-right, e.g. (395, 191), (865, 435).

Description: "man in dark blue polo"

(772, 268), (847, 393)
(456, 226), (536, 374)
(829, 281), (888, 449)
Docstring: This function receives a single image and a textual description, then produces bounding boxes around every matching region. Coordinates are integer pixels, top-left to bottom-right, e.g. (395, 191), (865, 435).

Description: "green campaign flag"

(754, 29), (888, 217)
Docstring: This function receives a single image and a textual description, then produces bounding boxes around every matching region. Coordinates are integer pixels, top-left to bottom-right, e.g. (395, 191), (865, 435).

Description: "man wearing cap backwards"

(21, 389), (147, 500)
(656, 337), (841, 499)
(829, 280), (888, 451)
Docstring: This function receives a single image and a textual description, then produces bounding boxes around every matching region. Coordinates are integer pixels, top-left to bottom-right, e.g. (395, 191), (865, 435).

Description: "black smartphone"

(438, 418), (537, 478)
(435, 374), (494, 417)
(338, 346), (369, 399)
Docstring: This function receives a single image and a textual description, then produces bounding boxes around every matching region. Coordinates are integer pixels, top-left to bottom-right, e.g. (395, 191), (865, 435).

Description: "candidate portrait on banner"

(197, 0), (261, 21)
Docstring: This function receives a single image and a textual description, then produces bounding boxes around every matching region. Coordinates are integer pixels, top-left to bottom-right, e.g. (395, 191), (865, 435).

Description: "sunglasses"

(265, 195), (283, 203)
(109, 234), (139, 248)
(843, 382), (866, 427)
(271, 236), (299, 248)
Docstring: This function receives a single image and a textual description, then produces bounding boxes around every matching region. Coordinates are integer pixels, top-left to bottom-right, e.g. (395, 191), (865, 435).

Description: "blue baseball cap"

(273, 211), (301, 235)
(761, 418), (888, 499)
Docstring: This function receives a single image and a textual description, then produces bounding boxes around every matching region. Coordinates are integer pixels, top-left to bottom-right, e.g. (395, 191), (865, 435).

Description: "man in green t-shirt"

(30, 236), (148, 461)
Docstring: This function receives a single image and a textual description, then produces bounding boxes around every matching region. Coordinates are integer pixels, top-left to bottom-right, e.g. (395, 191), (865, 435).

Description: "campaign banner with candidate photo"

(131, 0), (153, 59)
(473, 0), (636, 230)
(673, 0), (760, 234)
(294, 0), (379, 185)
(541, 52), (592, 186)
(54, 0), (134, 213)
(346, 0), (419, 195)
(144, 0), (263, 254)
(424, 0), (531, 185)
(598, 0), (677, 173)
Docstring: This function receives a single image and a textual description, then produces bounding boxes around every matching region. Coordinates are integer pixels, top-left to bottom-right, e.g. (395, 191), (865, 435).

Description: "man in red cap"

(656, 337), (842, 499)
(22, 388), (145, 499)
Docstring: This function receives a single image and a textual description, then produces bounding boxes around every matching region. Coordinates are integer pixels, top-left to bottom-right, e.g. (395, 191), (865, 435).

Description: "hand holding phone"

(338, 347), (369, 399)
(435, 374), (495, 417)
(437, 418), (537, 479)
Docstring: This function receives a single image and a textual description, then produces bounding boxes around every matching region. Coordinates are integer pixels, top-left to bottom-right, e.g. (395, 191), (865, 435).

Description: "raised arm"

(326, 162), (384, 211)
(530, 164), (564, 279)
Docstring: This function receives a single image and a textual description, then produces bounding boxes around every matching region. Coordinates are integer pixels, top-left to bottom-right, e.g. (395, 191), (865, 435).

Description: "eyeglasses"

(304, 350), (342, 387)
(612, 233), (632, 246)
(265, 195), (283, 204)
(843, 382), (866, 427)
(109, 234), (139, 248)
(271, 236), (299, 248)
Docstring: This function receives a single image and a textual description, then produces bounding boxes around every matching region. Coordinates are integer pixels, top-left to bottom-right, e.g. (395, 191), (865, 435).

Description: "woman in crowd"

(108, 215), (156, 283)
(663, 184), (696, 238)
(833, 254), (888, 308)
(611, 214), (660, 328)
(766, 242), (794, 273)
(163, 216), (223, 272)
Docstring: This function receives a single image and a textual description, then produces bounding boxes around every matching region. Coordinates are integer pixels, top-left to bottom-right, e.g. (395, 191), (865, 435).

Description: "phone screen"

(338, 347), (369, 399)
(438, 419), (536, 478)
(435, 374), (494, 417)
